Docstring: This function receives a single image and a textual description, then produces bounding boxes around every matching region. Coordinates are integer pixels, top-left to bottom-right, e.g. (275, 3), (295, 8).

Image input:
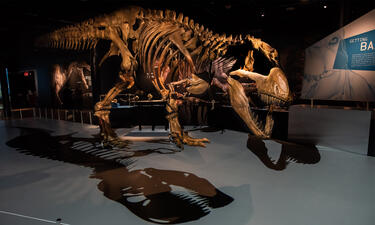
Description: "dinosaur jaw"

(230, 67), (292, 108)
(227, 77), (274, 138)
(228, 67), (292, 138)
(256, 91), (291, 108)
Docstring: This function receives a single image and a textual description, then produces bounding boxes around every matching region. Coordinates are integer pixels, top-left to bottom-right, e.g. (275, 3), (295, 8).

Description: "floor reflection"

(6, 127), (233, 224)
(247, 135), (321, 171)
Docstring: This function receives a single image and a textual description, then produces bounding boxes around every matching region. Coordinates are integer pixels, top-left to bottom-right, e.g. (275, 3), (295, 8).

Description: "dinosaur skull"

(228, 54), (292, 138)
(230, 67), (292, 107)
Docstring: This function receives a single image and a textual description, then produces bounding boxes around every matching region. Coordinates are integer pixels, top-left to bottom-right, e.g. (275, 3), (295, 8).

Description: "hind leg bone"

(165, 91), (209, 150)
(94, 78), (134, 148)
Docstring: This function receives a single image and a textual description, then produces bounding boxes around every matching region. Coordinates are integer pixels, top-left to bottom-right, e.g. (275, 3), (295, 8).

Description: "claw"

(182, 132), (210, 148)
(169, 131), (209, 149)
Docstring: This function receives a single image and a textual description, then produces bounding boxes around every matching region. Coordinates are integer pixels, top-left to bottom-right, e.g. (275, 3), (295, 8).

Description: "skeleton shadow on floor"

(6, 127), (234, 224)
(191, 126), (320, 171)
(246, 135), (321, 171)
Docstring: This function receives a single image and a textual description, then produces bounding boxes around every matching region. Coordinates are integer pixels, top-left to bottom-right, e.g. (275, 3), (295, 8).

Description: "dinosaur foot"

(170, 131), (210, 149)
(102, 136), (130, 150)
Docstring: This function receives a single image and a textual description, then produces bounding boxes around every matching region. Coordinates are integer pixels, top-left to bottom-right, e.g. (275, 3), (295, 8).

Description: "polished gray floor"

(0, 119), (374, 225)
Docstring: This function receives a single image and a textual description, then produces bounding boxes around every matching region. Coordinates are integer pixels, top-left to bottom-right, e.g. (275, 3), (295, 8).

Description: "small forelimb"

(168, 78), (189, 87)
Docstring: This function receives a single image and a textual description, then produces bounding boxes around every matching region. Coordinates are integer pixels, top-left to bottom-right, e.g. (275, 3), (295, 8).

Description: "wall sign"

(302, 9), (375, 101)
(334, 29), (375, 71)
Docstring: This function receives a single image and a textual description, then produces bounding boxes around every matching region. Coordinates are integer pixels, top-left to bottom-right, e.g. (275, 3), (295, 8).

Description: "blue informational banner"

(334, 29), (375, 71)
(301, 9), (375, 101)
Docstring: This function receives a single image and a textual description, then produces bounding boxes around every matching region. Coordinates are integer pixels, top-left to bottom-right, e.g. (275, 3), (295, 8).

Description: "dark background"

(0, 0), (374, 106)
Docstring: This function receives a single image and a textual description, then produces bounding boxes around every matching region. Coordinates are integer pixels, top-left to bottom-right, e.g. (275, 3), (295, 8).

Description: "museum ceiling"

(0, 0), (373, 65)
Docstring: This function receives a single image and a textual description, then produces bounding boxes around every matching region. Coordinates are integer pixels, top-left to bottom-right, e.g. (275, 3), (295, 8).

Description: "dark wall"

(7, 49), (92, 108)
(3, 50), (53, 108)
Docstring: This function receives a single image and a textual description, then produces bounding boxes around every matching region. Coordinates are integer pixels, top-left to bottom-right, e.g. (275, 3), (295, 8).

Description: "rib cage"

(138, 20), (193, 83)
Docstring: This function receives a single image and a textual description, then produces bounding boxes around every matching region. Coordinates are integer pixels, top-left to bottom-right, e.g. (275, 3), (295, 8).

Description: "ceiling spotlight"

(323, 5), (327, 9)
(260, 10), (265, 17)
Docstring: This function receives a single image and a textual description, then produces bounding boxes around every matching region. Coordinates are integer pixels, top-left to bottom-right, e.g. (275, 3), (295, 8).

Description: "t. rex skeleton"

(36, 6), (293, 149)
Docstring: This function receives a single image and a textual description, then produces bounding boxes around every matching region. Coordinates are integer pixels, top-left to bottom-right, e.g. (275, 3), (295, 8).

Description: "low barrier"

(5, 107), (95, 125)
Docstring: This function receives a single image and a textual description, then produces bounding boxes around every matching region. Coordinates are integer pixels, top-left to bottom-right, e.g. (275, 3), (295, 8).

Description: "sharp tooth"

(250, 110), (255, 118)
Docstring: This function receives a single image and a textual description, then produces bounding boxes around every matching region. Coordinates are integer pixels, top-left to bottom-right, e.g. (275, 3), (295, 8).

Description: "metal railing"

(4, 107), (95, 125)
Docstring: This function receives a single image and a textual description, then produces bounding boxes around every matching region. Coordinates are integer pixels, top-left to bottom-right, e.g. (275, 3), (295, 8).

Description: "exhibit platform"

(0, 119), (374, 225)
(109, 104), (290, 140)
(288, 105), (374, 156)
